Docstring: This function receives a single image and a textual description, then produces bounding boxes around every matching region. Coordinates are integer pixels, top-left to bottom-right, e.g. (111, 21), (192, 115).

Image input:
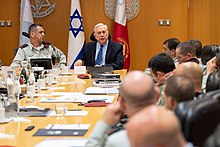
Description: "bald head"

(120, 71), (157, 114)
(127, 106), (186, 147)
(175, 62), (203, 92)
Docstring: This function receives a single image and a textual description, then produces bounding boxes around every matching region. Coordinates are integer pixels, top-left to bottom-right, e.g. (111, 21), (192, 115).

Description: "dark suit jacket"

(82, 40), (124, 70)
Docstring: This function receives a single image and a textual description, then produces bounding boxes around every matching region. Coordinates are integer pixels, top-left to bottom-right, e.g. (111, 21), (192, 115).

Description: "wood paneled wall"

(188, 0), (220, 45)
(0, 0), (219, 70)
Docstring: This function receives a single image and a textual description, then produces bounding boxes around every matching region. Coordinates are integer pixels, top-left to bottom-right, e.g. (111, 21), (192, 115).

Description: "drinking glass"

(55, 104), (66, 117)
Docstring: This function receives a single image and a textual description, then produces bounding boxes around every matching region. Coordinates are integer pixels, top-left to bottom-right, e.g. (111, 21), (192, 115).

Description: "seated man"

(127, 106), (193, 147)
(85, 71), (159, 147)
(174, 62), (203, 97)
(163, 75), (195, 111)
(11, 24), (66, 67)
(163, 38), (180, 67)
(149, 53), (176, 105)
(74, 23), (124, 70)
(176, 41), (199, 64)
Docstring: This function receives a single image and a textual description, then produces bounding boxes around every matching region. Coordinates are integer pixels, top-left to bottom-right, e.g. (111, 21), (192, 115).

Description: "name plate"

(74, 66), (86, 74)
(32, 67), (44, 71)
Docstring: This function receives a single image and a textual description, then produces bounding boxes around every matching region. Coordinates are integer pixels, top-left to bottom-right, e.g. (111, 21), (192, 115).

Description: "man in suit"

(74, 23), (124, 70)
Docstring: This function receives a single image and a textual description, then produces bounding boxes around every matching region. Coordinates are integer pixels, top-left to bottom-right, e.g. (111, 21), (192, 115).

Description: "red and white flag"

(113, 0), (130, 70)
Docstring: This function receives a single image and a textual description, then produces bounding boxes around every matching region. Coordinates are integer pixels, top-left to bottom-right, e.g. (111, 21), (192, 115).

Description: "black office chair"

(206, 72), (220, 92)
(204, 123), (220, 147)
(175, 90), (220, 146)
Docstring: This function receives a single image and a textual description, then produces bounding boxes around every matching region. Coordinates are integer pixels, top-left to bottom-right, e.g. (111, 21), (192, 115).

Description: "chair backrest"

(206, 71), (220, 92)
(175, 90), (220, 146)
(204, 123), (220, 147)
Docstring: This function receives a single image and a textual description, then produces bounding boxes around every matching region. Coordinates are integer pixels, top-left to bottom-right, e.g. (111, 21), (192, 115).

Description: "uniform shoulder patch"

(42, 41), (51, 48)
(19, 44), (28, 49)
(107, 124), (124, 136)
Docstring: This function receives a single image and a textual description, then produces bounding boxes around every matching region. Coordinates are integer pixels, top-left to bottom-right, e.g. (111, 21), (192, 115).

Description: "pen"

(68, 109), (82, 111)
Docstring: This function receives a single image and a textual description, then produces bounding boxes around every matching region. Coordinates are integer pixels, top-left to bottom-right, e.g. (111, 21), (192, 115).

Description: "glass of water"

(55, 104), (66, 117)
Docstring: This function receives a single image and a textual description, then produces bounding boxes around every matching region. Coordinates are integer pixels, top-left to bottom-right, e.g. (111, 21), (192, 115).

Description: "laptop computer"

(30, 58), (53, 70)
(87, 66), (113, 75)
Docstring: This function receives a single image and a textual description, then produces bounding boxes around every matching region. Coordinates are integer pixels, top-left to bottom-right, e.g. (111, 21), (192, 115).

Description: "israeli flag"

(68, 0), (85, 69)
(19, 0), (34, 46)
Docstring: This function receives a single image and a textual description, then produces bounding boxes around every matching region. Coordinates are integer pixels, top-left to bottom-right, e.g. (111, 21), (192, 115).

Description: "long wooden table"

(0, 69), (127, 147)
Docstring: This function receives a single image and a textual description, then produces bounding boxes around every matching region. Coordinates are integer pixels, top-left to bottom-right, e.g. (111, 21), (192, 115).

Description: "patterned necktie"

(96, 45), (103, 65)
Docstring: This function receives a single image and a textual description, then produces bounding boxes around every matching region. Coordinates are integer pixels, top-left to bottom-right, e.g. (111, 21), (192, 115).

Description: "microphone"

(22, 32), (30, 38)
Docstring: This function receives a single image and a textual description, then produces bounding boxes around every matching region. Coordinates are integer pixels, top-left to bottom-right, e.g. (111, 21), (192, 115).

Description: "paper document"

(46, 124), (90, 130)
(39, 92), (115, 103)
(93, 81), (121, 87)
(35, 138), (87, 147)
(84, 87), (119, 94)
(48, 110), (88, 116)
(0, 133), (15, 139)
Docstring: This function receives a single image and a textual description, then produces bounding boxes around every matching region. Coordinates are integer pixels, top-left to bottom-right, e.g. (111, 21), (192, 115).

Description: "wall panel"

(0, 0), (188, 71)
(188, 0), (220, 45)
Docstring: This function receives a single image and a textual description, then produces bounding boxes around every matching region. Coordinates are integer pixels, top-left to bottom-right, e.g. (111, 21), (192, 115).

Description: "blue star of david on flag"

(69, 9), (84, 38)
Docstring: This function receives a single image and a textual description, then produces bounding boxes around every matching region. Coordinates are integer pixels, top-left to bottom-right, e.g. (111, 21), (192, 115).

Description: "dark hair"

(28, 24), (43, 35)
(201, 45), (220, 65)
(164, 75), (194, 102)
(150, 53), (175, 76)
(176, 41), (196, 56)
(188, 39), (202, 58)
(163, 38), (180, 50)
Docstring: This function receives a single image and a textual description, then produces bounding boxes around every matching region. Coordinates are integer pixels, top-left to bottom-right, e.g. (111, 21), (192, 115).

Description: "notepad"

(35, 138), (87, 147)
(84, 87), (119, 94)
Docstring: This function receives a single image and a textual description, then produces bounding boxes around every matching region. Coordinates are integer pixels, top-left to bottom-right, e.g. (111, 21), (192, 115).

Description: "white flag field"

(19, 0), (34, 46)
(68, 0), (85, 69)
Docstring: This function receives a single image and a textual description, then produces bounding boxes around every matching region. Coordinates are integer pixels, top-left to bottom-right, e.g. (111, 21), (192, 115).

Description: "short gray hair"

(93, 23), (108, 32)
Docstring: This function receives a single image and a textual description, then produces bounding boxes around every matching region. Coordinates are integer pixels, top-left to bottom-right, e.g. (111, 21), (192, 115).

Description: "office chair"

(175, 90), (220, 146)
(206, 72), (220, 92)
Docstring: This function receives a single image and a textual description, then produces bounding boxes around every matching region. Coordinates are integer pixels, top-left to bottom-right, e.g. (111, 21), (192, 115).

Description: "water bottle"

(5, 71), (18, 117)
(6, 72), (14, 101)
(28, 69), (35, 86)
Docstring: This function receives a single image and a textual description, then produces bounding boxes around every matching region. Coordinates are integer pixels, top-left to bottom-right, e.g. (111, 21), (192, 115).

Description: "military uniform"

(85, 120), (130, 147)
(11, 42), (66, 67)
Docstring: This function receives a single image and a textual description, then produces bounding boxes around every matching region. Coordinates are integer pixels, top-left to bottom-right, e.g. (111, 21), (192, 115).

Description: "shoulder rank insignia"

(107, 124), (124, 136)
(42, 41), (51, 48)
(19, 44), (28, 49)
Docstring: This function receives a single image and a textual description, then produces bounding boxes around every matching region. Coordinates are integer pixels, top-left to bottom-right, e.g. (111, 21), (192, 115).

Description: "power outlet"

(158, 19), (164, 26)
(165, 19), (171, 26)
(0, 20), (5, 27)
(6, 20), (12, 27)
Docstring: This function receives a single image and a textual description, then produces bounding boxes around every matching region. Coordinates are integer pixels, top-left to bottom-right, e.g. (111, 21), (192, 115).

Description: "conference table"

(0, 69), (127, 147)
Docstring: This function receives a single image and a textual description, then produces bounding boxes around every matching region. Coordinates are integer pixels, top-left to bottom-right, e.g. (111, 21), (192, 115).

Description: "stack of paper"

(84, 87), (119, 94)
(39, 92), (115, 103)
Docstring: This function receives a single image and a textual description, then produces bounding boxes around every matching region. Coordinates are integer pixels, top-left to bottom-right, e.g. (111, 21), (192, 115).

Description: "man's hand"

(102, 102), (124, 126)
(74, 60), (83, 66)
(206, 56), (216, 76)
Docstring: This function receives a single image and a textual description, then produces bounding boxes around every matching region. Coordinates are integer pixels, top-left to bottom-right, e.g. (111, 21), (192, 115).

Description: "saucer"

(0, 118), (11, 124)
